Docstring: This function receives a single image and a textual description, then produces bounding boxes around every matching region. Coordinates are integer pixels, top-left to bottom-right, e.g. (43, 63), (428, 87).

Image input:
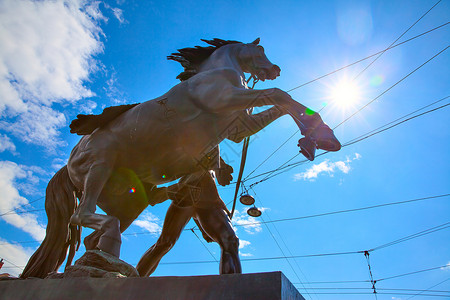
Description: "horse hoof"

(311, 125), (341, 152)
(298, 137), (316, 161)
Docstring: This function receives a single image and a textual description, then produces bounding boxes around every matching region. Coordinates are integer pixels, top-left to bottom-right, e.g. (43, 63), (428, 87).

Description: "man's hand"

(215, 163), (234, 186)
(147, 186), (170, 206)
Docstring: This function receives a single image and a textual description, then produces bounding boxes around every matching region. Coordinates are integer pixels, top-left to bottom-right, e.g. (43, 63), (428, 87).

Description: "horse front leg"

(227, 106), (287, 143)
(224, 87), (341, 159)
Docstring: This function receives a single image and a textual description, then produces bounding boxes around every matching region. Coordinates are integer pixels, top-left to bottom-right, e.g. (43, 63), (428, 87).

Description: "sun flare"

(329, 79), (361, 108)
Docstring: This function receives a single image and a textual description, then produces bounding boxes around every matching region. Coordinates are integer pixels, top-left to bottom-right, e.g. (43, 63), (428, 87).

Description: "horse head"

(238, 38), (281, 81)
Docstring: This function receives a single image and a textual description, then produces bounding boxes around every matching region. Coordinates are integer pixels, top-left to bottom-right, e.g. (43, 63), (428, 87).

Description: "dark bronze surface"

(21, 38), (340, 279)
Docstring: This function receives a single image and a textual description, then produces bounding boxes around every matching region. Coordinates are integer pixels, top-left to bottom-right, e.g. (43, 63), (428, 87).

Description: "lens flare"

(305, 107), (315, 116)
(129, 187), (136, 193)
(370, 75), (384, 86)
(329, 78), (361, 108)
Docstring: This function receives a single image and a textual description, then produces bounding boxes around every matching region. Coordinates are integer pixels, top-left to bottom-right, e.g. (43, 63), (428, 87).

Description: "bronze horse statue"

(21, 38), (341, 278)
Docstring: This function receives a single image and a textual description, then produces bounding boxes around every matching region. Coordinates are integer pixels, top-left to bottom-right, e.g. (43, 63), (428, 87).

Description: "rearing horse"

(21, 38), (340, 278)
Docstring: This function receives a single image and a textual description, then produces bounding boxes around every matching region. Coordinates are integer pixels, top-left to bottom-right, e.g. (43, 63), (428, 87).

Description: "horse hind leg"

(70, 163), (122, 257)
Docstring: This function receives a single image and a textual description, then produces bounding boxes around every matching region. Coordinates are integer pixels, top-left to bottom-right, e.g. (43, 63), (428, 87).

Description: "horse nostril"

(272, 65), (281, 76)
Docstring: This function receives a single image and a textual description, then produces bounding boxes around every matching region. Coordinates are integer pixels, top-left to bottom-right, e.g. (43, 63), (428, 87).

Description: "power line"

(244, 97), (450, 185)
(344, 96), (449, 146)
(263, 100), (450, 183)
(252, 46), (450, 186)
(1, 208), (45, 216)
(406, 277), (450, 299)
(352, 0), (442, 81)
(293, 287), (449, 293)
(189, 228), (219, 263)
(0, 240), (41, 246)
(233, 194), (449, 228)
(243, 129), (298, 180)
(286, 22), (449, 93)
(121, 193), (448, 237)
(377, 265), (449, 282)
(154, 251), (362, 266)
(343, 102), (450, 148)
(140, 222), (450, 267)
(369, 222), (450, 252)
(333, 45), (449, 130)
(0, 258), (24, 271)
(248, 188), (315, 300)
(0, 196), (45, 217)
(290, 292), (449, 297)
(364, 251), (378, 298)
(241, 22), (449, 183)
(292, 265), (450, 285)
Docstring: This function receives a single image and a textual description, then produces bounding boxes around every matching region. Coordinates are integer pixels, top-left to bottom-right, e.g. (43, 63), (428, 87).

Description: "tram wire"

(244, 98), (450, 187)
(242, 22), (450, 181)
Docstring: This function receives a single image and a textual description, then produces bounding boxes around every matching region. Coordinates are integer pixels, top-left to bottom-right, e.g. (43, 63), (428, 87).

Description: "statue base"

(0, 271), (304, 299)
(47, 250), (139, 278)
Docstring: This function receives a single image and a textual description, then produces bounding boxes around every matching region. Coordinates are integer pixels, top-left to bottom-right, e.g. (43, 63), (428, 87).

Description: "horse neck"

(198, 46), (244, 76)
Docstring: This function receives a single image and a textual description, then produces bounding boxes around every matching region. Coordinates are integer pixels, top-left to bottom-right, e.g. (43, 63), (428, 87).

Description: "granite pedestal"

(0, 271), (304, 300)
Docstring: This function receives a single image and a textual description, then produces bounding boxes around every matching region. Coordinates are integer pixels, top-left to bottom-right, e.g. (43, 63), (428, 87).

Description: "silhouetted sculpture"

(21, 38), (340, 279)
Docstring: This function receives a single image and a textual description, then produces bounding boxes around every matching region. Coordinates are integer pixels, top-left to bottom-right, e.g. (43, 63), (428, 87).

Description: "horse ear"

(251, 38), (260, 45)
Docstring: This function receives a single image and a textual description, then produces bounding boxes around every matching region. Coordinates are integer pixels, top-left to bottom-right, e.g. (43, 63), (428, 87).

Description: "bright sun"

(329, 79), (361, 108)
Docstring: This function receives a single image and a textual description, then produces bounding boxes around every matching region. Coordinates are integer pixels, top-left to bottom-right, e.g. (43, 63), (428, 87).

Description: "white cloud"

(239, 239), (251, 249)
(132, 211), (162, 236)
(104, 71), (127, 104)
(293, 153), (361, 181)
(78, 100), (98, 114)
(232, 208), (268, 235)
(0, 238), (35, 277)
(0, 134), (16, 153)
(112, 7), (125, 23)
(0, 161), (46, 241)
(103, 3), (125, 24)
(51, 157), (67, 171)
(239, 252), (253, 257)
(441, 262), (450, 271)
(0, 0), (105, 150)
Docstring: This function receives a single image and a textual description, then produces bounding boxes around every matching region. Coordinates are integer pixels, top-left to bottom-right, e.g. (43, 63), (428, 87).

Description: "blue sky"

(0, 0), (449, 298)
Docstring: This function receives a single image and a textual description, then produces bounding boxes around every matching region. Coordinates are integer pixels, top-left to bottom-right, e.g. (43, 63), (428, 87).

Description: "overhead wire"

(249, 187), (316, 300)
(344, 95), (449, 145)
(291, 292), (449, 297)
(190, 228), (219, 264)
(121, 221), (450, 266)
(2, 7), (449, 284)
(286, 21), (449, 93)
(242, 22), (450, 182)
(352, 0), (443, 81)
(406, 277), (450, 299)
(0, 257), (24, 271)
(333, 45), (449, 130)
(376, 265), (450, 283)
(0, 196), (45, 217)
(116, 193), (450, 236)
(293, 287), (449, 293)
(244, 97), (450, 186)
(291, 265), (450, 286)
(1, 23), (448, 223)
(368, 222), (450, 252)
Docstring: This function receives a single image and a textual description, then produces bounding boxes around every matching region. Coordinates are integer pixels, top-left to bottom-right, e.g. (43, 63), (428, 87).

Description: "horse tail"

(20, 165), (80, 278)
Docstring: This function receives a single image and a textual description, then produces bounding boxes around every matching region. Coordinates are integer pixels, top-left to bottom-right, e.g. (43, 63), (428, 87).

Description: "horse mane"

(70, 103), (139, 135)
(167, 38), (242, 81)
(70, 39), (242, 135)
